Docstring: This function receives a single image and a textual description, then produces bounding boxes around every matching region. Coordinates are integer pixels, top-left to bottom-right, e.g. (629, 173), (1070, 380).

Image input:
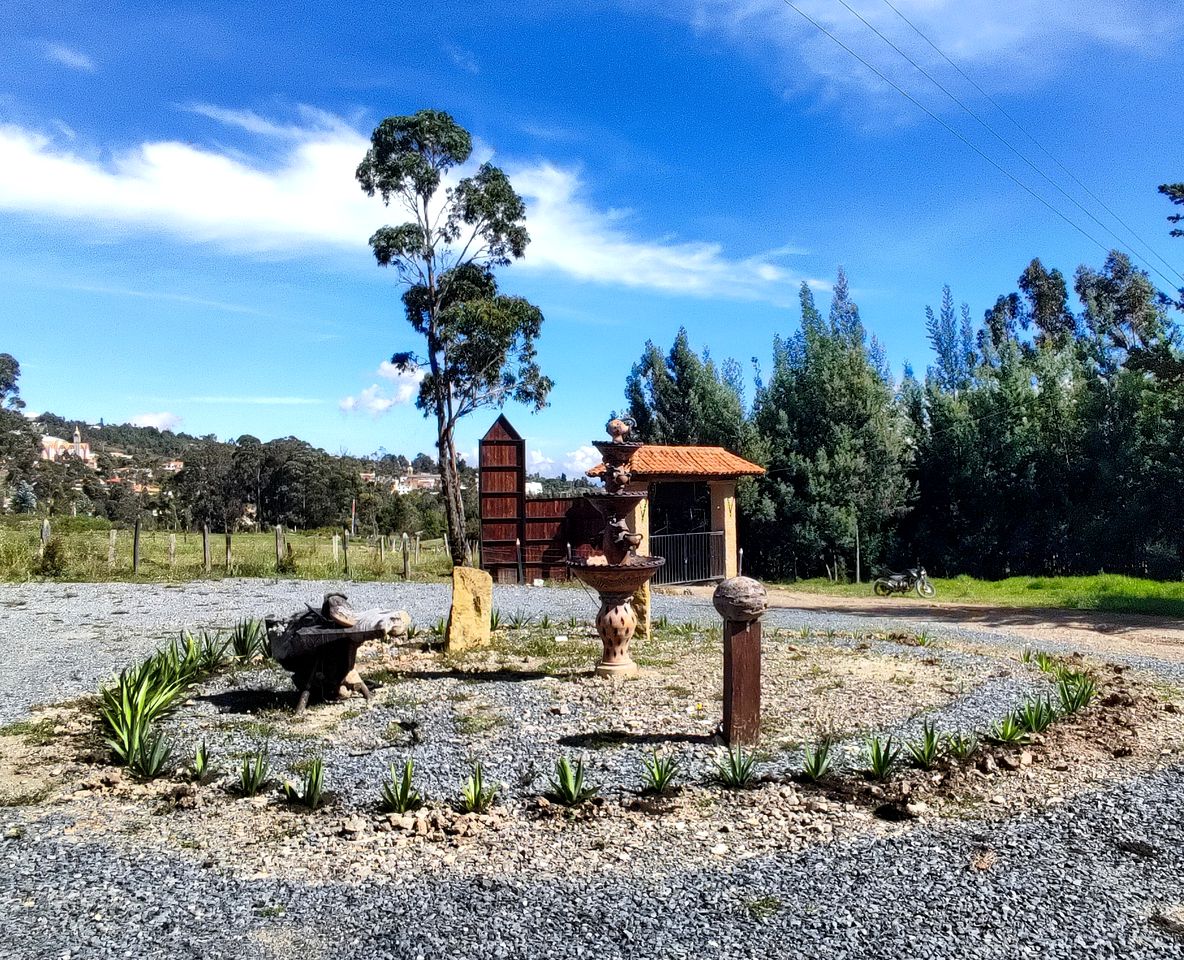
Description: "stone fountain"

(566, 417), (665, 678)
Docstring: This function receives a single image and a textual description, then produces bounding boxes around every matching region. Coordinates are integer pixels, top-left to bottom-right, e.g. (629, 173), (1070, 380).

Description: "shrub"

(866, 736), (900, 780)
(238, 745), (271, 796)
(458, 761), (497, 813)
(714, 746), (758, 789)
(640, 751), (680, 794)
(192, 740), (211, 781)
(549, 755), (598, 807)
(906, 722), (941, 770)
(128, 730), (173, 778)
(35, 536), (69, 577)
(282, 756), (325, 810)
(379, 760), (424, 814)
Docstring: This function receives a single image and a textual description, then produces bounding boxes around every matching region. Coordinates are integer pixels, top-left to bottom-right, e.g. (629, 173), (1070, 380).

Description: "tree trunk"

(437, 427), (468, 566)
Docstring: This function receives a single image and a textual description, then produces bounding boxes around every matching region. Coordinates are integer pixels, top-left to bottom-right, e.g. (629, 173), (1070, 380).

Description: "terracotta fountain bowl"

(567, 555), (666, 595)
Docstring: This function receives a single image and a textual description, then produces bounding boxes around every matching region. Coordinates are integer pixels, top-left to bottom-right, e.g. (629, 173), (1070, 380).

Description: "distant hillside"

(32, 412), (213, 462)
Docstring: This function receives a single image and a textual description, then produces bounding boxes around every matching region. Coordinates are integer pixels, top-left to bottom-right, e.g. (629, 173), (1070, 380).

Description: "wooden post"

(224, 531), (232, 572)
(332, 534), (339, 562)
(414, 533), (420, 563)
(132, 518), (141, 575)
(516, 537), (524, 585)
(168, 533), (176, 569)
(343, 531), (350, 578)
(379, 535), (386, 566)
(402, 533), (411, 580)
(713, 577), (768, 747)
(39, 519), (50, 557)
(202, 525), (211, 573)
(275, 525), (284, 570)
(108, 529), (117, 569)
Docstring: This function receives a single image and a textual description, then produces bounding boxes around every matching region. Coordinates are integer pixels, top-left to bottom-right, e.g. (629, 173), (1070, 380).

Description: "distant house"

(160, 459), (184, 473)
(524, 481), (544, 497)
(395, 466), (442, 494)
(40, 427), (97, 469)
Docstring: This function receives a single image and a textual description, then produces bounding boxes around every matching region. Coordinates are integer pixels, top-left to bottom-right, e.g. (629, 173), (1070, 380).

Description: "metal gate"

(650, 531), (726, 585)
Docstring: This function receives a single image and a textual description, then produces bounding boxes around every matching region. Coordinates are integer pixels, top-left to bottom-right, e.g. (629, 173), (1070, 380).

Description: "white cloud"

(563, 445), (602, 475)
(129, 411), (181, 431)
(445, 44), (480, 75)
(0, 108), (814, 301)
(340, 365), (425, 416)
(43, 43), (95, 72)
(642, 0), (1180, 116)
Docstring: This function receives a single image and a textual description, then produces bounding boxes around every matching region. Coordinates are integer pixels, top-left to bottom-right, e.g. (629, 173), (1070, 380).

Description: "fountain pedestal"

(567, 417), (665, 679)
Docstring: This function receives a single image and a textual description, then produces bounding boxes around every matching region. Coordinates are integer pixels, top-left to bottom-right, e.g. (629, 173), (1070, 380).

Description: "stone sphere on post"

(713, 576), (767, 623)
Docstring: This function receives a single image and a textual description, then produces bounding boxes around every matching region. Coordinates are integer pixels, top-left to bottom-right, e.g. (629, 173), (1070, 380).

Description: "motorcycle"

(873, 566), (936, 598)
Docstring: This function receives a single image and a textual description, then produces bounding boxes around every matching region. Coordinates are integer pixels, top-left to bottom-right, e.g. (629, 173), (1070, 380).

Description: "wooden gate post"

(713, 577), (768, 747)
(202, 525), (211, 573)
(132, 518), (141, 575)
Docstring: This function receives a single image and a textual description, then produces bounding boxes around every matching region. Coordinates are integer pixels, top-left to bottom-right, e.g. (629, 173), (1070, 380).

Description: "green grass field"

(781, 573), (1184, 619)
(0, 520), (453, 583)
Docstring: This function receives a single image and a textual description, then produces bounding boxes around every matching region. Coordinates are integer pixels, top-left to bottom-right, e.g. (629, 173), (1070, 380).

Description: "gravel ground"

(2, 766), (1182, 959)
(2, 578), (1183, 958)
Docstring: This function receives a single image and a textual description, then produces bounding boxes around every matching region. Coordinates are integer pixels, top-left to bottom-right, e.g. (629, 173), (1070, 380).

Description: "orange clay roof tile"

(587, 445), (765, 480)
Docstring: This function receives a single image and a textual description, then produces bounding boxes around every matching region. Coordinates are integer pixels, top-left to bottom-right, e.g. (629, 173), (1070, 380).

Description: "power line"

(827, 0), (1183, 293)
(778, 0), (1122, 271)
(879, 0), (1184, 288)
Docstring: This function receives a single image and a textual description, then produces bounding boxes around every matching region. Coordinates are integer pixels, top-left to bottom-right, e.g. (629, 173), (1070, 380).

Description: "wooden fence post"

(402, 533), (411, 580)
(202, 525), (211, 573)
(379, 535), (386, 566)
(332, 534), (340, 562)
(108, 529), (117, 569)
(39, 519), (50, 558)
(274, 525), (284, 571)
(415, 533), (421, 564)
(713, 577), (768, 747)
(132, 518), (141, 575)
(168, 533), (176, 569)
(224, 531), (232, 572)
(343, 532), (350, 578)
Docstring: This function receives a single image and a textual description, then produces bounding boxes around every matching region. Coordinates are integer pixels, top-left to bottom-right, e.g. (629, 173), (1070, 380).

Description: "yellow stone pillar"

(624, 481), (651, 643)
(710, 479), (739, 579)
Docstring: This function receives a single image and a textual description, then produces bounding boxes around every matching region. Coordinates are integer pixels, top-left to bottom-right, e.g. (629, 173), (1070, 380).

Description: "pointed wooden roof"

(588, 445), (765, 481)
(482, 414), (522, 443)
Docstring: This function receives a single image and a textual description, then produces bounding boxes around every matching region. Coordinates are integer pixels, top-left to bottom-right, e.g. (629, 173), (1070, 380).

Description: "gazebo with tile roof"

(589, 443), (765, 581)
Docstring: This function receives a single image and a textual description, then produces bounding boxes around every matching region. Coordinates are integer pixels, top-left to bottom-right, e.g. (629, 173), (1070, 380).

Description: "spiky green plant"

(801, 740), (833, 782)
(988, 713), (1029, 744)
(489, 608), (503, 631)
(912, 631), (936, 648)
(798, 626), (813, 640)
(654, 615), (670, 631)
(943, 732), (979, 761)
(549, 755), (598, 807)
(229, 619), (268, 661)
(99, 660), (188, 768)
(539, 613), (552, 629)
(866, 736), (901, 780)
(1017, 696), (1057, 734)
(192, 740), (211, 781)
(714, 746), (758, 789)
(282, 756), (324, 809)
(1057, 675), (1098, 715)
(458, 761), (497, 813)
(640, 751), (680, 794)
(128, 730), (173, 778)
(432, 616), (447, 636)
(507, 610), (535, 630)
(907, 722), (941, 770)
(566, 614), (582, 630)
(379, 759), (424, 814)
(238, 745), (271, 797)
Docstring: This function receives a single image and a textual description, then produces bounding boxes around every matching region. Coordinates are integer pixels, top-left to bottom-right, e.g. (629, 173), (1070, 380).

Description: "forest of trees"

(0, 358), (475, 539)
(625, 249), (1184, 581)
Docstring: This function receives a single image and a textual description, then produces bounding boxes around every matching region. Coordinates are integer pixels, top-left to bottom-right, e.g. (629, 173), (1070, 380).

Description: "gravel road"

(2, 578), (1183, 958)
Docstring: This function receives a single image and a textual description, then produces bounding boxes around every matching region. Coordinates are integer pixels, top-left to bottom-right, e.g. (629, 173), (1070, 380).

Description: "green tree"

(0, 354), (24, 411)
(357, 109), (552, 565)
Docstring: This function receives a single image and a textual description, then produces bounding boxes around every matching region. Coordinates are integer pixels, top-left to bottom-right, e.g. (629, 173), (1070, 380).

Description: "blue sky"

(3, 0), (1183, 474)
